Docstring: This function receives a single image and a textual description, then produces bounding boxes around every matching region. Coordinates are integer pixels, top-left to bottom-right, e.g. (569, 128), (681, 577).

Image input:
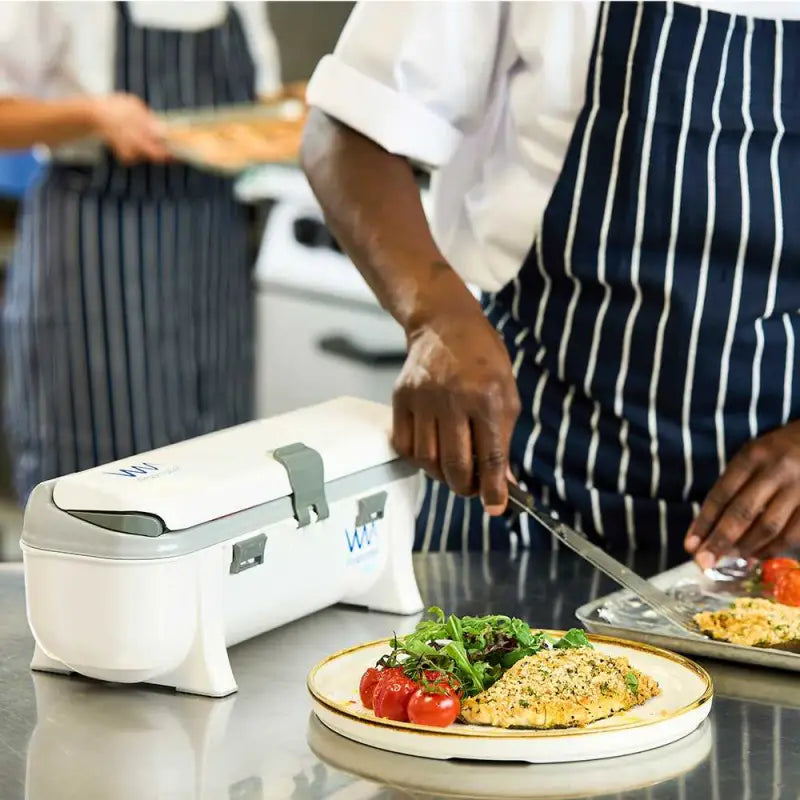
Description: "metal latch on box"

(273, 442), (330, 528)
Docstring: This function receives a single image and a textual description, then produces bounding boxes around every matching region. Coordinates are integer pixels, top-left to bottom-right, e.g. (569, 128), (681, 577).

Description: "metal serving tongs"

(506, 482), (707, 638)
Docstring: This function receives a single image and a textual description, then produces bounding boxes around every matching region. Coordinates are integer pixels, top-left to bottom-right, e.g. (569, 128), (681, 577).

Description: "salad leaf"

(400, 639), (441, 658)
(440, 641), (484, 692)
(554, 628), (593, 649)
(446, 614), (464, 643)
(501, 648), (530, 669)
(472, 659), (503, 687)
(510, 617), (538, 647)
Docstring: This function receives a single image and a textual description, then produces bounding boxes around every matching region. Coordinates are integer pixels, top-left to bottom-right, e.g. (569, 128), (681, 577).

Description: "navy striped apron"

(416, 1), (800, 559)
(2, 3), (255, 502)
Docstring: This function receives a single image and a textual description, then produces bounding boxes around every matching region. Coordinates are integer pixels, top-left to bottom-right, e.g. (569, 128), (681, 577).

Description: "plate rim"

(306, 631), (714, 740)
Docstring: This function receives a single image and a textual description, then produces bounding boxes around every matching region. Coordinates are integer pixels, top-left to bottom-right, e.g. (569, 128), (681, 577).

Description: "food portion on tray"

(48, 90), (308, 169)
(162, 98), (307, 173)
(689, 557), (800, 648)
(165, 117), (304, 170)
(694, 598), (800, 648)
(357, 607), (660, 730)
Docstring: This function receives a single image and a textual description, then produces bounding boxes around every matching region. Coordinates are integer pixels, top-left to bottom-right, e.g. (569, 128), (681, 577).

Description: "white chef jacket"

(0, 1), (281, 102)
(307, 0), (800, 291)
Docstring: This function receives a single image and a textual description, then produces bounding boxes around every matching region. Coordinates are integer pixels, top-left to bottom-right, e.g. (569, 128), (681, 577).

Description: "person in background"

(303, 1), (800, 567)
(0, 1), (281, 502)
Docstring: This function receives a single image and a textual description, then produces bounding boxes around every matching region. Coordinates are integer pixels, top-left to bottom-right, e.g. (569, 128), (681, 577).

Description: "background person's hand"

(89, 93), (171, 164)
(391, 303), (521, 515)
(685, 421), (800, 568)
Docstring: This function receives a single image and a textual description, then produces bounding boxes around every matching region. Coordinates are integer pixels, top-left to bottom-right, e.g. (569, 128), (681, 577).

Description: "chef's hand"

(301, 112), (519, 511)
(89, 94), (171, 164)
(391, 302), (521, 515)
(685, 421), (800, 568)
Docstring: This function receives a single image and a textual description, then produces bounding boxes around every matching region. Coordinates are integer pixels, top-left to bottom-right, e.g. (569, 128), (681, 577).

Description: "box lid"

(50, 397), (396, 533)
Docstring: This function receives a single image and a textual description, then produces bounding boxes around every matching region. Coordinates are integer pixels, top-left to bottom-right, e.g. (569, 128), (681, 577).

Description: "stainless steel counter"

(2, 551), (800, 800)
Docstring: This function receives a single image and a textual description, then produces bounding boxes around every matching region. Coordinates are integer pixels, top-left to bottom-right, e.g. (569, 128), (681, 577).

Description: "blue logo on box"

(345, 523), (378, 553)
(345, 521), (380, 570)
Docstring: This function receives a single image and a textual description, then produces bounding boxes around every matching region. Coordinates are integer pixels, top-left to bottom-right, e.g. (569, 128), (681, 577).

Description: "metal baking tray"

(159, 98), (303, 127)
(576, 561), (800, 673)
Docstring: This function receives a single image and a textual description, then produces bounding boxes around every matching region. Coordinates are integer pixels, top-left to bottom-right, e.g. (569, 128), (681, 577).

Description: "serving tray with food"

(161, 98), (306, 174)
(307, 608), (712, 762)
(48, 93), (306, 171)
(577, 556), (800, 671)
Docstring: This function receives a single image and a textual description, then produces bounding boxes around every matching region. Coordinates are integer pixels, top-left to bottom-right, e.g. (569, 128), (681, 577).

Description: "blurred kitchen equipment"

(249, 166), (410, 417)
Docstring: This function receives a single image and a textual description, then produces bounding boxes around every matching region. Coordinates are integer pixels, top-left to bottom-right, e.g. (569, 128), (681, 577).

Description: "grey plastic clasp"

(230, 533), (267, 574)
(355, 491), (387, 527)
(273, 442), (330, 528)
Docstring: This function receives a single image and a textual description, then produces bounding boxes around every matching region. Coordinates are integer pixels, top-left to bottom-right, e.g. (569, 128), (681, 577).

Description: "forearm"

(300, 109), (480, 333)
(0, 96), (98, 149)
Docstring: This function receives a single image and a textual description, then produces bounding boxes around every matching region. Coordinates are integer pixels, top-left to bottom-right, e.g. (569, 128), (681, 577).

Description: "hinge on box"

(273, 442), (330, 528)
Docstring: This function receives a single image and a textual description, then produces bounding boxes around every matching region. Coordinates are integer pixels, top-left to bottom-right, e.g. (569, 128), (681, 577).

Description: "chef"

(302, 0), (800, 566)
(0, 2), (281, 502)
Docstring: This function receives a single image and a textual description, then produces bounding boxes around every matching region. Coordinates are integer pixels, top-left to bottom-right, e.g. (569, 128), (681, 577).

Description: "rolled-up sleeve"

(306, 1), (505, 168)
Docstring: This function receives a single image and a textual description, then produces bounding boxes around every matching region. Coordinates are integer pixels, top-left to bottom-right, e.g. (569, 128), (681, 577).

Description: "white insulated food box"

(21, 397), (424, 697)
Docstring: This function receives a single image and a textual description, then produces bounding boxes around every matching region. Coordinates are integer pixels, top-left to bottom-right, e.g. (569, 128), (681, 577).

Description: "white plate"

(306, 634), (713, 763)
(307, 714), (714, 798)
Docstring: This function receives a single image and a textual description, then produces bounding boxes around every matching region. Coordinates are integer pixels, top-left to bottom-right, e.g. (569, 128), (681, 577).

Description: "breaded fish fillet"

(459, 648), (659, 729)
(694, 597), (800, 648)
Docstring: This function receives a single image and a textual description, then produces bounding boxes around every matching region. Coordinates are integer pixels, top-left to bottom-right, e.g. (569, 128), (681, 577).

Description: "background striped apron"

(3, 2), (255, 503)
(416, 1), (800, 561)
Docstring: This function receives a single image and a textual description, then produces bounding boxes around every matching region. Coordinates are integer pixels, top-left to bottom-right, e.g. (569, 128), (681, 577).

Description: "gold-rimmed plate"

(307, 633), (713, 763)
